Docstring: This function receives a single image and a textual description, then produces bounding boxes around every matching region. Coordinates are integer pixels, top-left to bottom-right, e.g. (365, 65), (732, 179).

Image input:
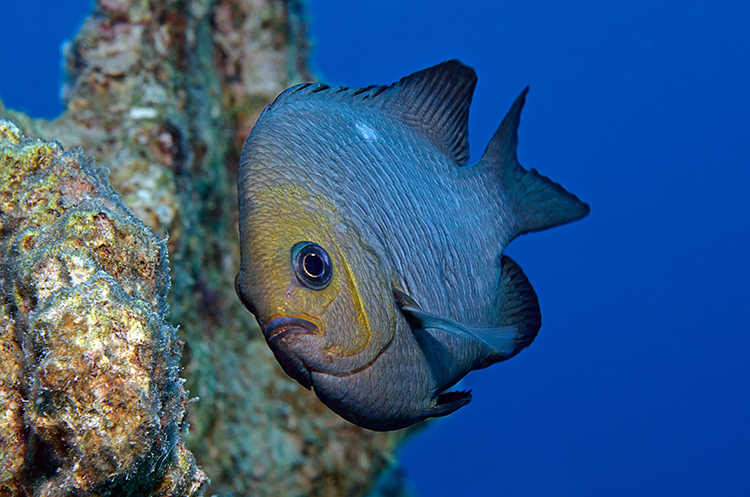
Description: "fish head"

(236, 183), (397, 389)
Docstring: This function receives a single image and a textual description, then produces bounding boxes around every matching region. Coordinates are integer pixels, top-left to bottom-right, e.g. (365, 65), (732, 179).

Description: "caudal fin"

(480, 88), (590, 237)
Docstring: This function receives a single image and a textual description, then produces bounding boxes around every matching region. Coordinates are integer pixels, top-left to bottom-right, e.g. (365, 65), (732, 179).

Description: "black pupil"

(303, 253), (324, 278)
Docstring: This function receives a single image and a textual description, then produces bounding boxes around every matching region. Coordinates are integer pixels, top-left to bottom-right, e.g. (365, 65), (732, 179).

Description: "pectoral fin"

(392, 287), (421, 310)
(399, 304), (519, 357)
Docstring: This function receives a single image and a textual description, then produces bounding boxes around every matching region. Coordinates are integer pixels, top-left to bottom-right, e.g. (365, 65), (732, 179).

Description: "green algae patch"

(0, 120), (207, 496)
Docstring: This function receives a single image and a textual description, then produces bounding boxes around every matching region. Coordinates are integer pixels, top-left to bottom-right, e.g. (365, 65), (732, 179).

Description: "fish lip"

(263, 316), (320, 340)
(263, 316), (318, 390)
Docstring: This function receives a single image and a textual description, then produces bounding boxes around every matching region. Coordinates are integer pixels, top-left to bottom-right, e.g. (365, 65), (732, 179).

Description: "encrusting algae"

(0, 120), (207, 495)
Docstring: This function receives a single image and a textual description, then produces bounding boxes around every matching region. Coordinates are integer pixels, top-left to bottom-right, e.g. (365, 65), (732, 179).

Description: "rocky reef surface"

(0, 120), (207, 495)
(0, 1), (414, 496)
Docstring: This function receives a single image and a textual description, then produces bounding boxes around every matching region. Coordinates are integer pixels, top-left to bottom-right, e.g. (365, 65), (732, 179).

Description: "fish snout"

(263, 317), (320, 389)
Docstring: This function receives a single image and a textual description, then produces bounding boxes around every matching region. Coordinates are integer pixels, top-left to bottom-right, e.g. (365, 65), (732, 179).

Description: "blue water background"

(2, 1), (748, 496)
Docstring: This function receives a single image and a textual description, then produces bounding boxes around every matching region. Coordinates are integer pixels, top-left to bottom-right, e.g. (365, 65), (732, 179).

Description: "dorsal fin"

(267, 60), (477, 165)
(381, 60), (477, 166)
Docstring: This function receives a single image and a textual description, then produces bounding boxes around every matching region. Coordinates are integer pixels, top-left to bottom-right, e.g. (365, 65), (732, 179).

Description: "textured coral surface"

(0, 120), (207, 496)
(0, 1), (413, 496)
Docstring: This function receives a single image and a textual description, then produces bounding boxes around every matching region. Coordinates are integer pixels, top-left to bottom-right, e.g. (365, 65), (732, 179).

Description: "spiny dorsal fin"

(481, 88), (590, 236)
(381, 60), (477, 166)
(273, 61), (477, 166)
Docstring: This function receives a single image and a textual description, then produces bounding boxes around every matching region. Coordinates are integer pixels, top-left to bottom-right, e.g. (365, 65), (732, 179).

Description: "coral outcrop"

(0, 1), (413, 496)
(0, 120), (207, 496)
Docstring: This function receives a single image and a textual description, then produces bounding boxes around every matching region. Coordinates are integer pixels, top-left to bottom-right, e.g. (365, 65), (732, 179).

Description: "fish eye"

(291, 242), (333, 290)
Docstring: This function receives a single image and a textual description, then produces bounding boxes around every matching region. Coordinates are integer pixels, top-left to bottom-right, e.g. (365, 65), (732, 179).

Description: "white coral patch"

(67, 255), (96, 286)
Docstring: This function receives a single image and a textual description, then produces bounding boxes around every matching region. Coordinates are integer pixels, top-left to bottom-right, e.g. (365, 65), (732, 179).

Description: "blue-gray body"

(237, 61), (589, 430)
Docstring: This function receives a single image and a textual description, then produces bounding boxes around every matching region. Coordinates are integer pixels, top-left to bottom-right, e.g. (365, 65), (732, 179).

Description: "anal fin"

(491, 255), (541, 361)
(423, 390), (473, 419)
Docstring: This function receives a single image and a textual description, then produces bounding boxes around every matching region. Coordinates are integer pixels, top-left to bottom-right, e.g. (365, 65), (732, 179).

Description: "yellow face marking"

(243, 183), (375, 356)
(328, 254), (371, 356)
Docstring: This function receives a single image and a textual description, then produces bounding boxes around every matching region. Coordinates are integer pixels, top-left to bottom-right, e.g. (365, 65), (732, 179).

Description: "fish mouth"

(263, 316), (320, 390)
(263, 316), (320, 340)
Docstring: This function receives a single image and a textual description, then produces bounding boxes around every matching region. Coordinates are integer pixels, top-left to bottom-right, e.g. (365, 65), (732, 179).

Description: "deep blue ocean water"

(2, 1), (749, 496)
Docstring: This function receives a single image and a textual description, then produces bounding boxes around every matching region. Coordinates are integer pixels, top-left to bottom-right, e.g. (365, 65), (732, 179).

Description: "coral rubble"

(0, 120), (207, 496)
(0, 1), (413, 496)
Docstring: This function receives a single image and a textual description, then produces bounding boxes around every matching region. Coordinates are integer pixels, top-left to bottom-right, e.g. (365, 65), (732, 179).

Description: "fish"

(235, 60), (589, 431)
